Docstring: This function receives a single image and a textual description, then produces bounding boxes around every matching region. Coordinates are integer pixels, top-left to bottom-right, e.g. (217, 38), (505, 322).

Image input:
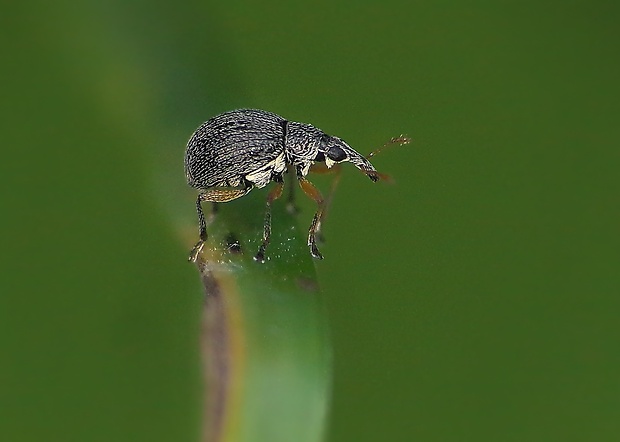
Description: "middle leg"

(254, 176), (285, 263)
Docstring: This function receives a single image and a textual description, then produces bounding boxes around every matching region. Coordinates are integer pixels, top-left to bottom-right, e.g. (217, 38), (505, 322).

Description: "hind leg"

(189, 187), (252, 262)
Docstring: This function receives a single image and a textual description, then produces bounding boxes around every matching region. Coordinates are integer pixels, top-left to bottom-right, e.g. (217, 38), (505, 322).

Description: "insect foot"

(188, 240), (205, 263)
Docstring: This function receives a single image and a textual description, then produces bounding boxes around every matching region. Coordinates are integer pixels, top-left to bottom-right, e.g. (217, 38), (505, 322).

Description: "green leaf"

(192, 192), (331, 442)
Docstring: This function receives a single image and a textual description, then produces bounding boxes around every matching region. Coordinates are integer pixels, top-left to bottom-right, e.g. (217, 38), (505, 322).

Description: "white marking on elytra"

(245, 153), (286, 187)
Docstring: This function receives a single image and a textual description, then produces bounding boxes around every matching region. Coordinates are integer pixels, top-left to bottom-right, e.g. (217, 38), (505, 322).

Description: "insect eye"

(326, 145), (347, 162)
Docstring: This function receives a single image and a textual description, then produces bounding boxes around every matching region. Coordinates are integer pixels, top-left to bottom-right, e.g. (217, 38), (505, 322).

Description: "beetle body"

(185, 109), (383, 262)
(186, 109), (379, 191)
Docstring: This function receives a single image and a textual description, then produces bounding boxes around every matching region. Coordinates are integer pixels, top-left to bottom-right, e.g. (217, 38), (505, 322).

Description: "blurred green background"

(2, 1), (619, 441)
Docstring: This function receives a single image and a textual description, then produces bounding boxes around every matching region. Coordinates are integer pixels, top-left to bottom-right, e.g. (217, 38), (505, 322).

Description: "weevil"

(185, 108), (408, 262)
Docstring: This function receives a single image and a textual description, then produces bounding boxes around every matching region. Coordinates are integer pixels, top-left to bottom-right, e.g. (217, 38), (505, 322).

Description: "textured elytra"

(185, 109), (286, 189)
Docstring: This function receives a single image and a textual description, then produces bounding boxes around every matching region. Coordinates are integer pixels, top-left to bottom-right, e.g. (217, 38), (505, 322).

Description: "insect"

(185, 108), (409, 262)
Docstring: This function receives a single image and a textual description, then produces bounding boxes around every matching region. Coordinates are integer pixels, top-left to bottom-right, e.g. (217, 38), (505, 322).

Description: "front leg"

(297, 176), (326, 260)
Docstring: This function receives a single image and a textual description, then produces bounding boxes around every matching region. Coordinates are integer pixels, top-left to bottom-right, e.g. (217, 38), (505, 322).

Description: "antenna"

(366, 135), (411, 159)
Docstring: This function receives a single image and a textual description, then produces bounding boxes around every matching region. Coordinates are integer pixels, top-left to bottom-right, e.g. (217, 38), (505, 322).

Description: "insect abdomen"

(185, 109), (286, 189)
